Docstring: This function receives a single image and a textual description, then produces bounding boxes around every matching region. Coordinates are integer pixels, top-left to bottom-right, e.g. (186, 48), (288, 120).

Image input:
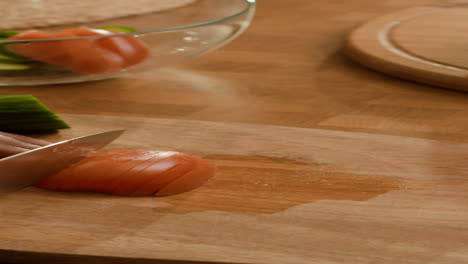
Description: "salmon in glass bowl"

(0, 0), (256, 85)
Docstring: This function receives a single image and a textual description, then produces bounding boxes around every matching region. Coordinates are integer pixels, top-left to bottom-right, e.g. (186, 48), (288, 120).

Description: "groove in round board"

(343, 6), (468, 92)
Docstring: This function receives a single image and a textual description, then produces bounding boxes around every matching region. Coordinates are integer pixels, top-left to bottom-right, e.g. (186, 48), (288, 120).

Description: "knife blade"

(0, 129), (125, 195)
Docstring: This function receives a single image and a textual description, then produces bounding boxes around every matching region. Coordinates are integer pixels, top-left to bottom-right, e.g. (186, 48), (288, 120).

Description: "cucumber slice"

(97, 26), (137, 33)
(0, 95), (70, 132)
(0, 30), (33, 61)
(0, 30), (18, 39)
(0, 61), (32, 71)
(0, 53), (17, 62)
(0, 44), (31, 62)
(0, 49), (32, 63)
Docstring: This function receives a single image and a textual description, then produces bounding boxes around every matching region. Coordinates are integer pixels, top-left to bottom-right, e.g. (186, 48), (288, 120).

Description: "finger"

(0, 132), (51, 147)
(0, 134), (44, 150)
(0, 145), (29, 159)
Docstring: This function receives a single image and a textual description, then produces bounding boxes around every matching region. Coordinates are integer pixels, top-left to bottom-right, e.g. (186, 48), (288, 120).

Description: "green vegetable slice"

(0, 44), (31, 62)
(0, 30), (18, 39)
(97, 26), (137, 33)
(0, 31), (32, 62)
(0, 95), (70, 132)
(0, 53), (18, 62)
(0, 61), (32, 71)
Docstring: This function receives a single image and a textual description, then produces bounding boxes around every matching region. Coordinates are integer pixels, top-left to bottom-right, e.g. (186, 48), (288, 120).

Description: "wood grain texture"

(344, 5), (468, 92)
(391, 7), (468, 70)
(1, 114), (468, 264)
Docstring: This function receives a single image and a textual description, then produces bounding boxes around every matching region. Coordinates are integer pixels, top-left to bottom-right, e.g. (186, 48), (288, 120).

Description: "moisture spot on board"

(153, 154), (404, 215)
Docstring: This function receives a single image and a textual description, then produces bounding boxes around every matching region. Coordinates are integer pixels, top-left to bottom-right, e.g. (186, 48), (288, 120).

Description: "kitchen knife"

(0, 129), (125, 195)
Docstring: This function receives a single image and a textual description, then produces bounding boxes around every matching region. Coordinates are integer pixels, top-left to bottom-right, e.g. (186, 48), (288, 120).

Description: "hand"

(0, 131), (50, 159)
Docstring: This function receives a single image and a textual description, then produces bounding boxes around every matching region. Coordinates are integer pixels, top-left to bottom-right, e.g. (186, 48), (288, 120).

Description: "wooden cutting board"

(344, 6), (468, 92)
(1, 114), (468, 264)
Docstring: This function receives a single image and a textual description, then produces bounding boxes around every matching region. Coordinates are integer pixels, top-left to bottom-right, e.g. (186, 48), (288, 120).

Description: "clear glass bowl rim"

(0, 0), (255, 44)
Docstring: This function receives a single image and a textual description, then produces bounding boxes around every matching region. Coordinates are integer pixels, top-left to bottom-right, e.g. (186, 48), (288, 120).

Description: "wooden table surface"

(2, 0), (467, 142)
(1, 0), (468, 263)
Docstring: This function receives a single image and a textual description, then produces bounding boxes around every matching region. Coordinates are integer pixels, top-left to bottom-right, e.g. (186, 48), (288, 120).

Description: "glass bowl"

(0, 0), (256, 86)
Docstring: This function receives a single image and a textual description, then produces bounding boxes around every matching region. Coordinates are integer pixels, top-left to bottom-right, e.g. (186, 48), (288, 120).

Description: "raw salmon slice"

(57, 150), (137, 192)
(96, 30), (150, 68)
(7, 27), (150, 74)
(128, 154), (199, 196)
(4, 30), (69, 63)
(35, 150), (216, 196)
(156, 158), (216, 196)
(37, 150), (127, 192)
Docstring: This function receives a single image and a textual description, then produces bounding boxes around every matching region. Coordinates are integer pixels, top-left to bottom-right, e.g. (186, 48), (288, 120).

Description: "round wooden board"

(344, 6), (468, 92)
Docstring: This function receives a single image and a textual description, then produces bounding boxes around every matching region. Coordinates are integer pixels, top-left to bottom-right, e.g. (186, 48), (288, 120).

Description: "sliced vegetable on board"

(0, 95), (70, 132)
(0, 30), (18, 39)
